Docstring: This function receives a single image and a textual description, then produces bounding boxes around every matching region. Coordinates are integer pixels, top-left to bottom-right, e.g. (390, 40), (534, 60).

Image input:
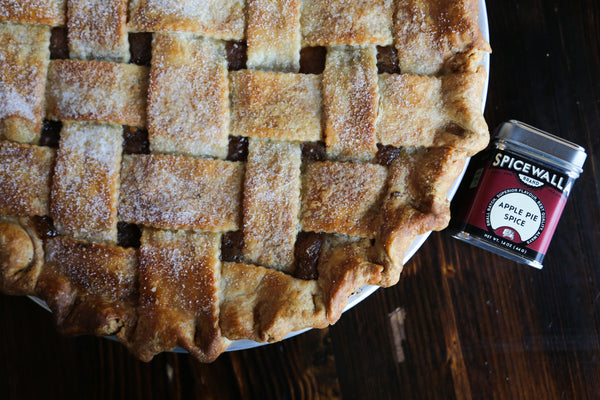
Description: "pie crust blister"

(0, 0), (490, 362)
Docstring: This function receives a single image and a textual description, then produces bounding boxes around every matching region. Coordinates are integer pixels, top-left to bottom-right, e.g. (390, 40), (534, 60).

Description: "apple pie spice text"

(449, 121), (587, 269)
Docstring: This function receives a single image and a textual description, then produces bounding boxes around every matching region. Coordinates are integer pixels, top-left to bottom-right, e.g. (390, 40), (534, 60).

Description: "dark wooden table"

(2, 1), (599, 399)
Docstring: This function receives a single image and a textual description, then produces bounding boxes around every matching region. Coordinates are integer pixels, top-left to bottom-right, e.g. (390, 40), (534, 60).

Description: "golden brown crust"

(395, 0), (491, 75)
(0, 22), (50, 144)
(317, 236), (383, 323)
(128, 0), (246, 40)
(242, 139), (302, 272)
(0, 0), (66, 26)
(377, 147), (467, 285)
(0, 216), (44, 295)
(36, 237), (138, 340)
(67, 0), (129, 62)
(230, 70), (323, 141)
(118, 154), (244, 232)
(301, 161), (388, 237)
(220, 261), (328, 342)
(0, 1), (490, 363)
(301, 0), (394, 46)
(50, 122), (122, 244)
(131, 228), (229, 362)
(147, 33), (229, 158)
(376, 66), (489, 155)
(0, 141), (55, 216)
(323, 46), (379, 162)
(440, 66), (489, 153)
(45, 59), (149, 127)
(60, 297), (136, 338)
(247, 0), (301, 72)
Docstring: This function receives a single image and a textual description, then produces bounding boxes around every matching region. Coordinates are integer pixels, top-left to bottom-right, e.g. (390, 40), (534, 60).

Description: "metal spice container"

(449, 120), (587, 269)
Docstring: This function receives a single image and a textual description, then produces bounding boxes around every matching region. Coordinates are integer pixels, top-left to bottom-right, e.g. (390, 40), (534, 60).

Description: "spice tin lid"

(496, 120), (587, 173)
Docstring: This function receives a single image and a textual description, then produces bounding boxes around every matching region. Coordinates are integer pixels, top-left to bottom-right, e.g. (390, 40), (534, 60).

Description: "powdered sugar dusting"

(139, 229), (221, 312)
(0, 22), (50, 142)
(323, 45), (379, 162)
(301, 161), (388, 237)
(0, 141), (54, 216)
(128, 0), (245, 40)
(147, 33), (228, 158)
(45, 236), (137, 300)
(0, 0), (66, 26)
(118, 154), (243, 232)
(246, 0), (301, 72)
(229, 70), (323, 141)
(395, 0), (490, 75)
(0, 82), (35, 121)
(242, 139), (302, 271)
(376, 71), (487, 151)
(67, 0), (130, 63)
(301, 0), (393, 46)
(51, 121), (122, 244)
(45, 59), (148, 127)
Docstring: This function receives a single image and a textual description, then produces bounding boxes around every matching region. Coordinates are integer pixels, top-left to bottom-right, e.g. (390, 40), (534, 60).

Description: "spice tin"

(449, 120), (587, 269)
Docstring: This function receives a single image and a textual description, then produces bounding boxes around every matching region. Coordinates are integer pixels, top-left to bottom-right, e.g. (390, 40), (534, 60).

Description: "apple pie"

(0, 0), (490, 362)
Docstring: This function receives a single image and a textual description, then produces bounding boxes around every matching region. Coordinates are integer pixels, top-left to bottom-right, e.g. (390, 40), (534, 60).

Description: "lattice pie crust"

(0, 0), (490, 362)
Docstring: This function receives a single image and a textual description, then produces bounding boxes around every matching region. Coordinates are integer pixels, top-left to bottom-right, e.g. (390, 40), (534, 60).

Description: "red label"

(462, 150), (569, 258)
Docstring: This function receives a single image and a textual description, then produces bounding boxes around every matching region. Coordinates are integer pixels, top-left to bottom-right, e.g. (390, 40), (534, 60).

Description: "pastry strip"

(301, 161), (388, 237)
(246, 0), (301, 72)
(133, 228), (229, 362)
(0, 22), (50, 144)
(323, 46), (378, 162)
(118, 154), (244, 232)
(45, 59), (149, 127)
(0, 141), (55, 216)
(50, 122), (122, 244)
(0, 0), (66, 26)
(128, 0), (245, 40)
(301, 0), (393, 46)
(242, 139), (301, 272)
(67, 0), (129, 62)
(148, 33), (229, 158)
(230, 70), (322, 141)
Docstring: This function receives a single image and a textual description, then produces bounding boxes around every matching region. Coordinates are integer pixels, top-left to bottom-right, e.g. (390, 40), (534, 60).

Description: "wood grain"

(2, 0), (600, 399)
